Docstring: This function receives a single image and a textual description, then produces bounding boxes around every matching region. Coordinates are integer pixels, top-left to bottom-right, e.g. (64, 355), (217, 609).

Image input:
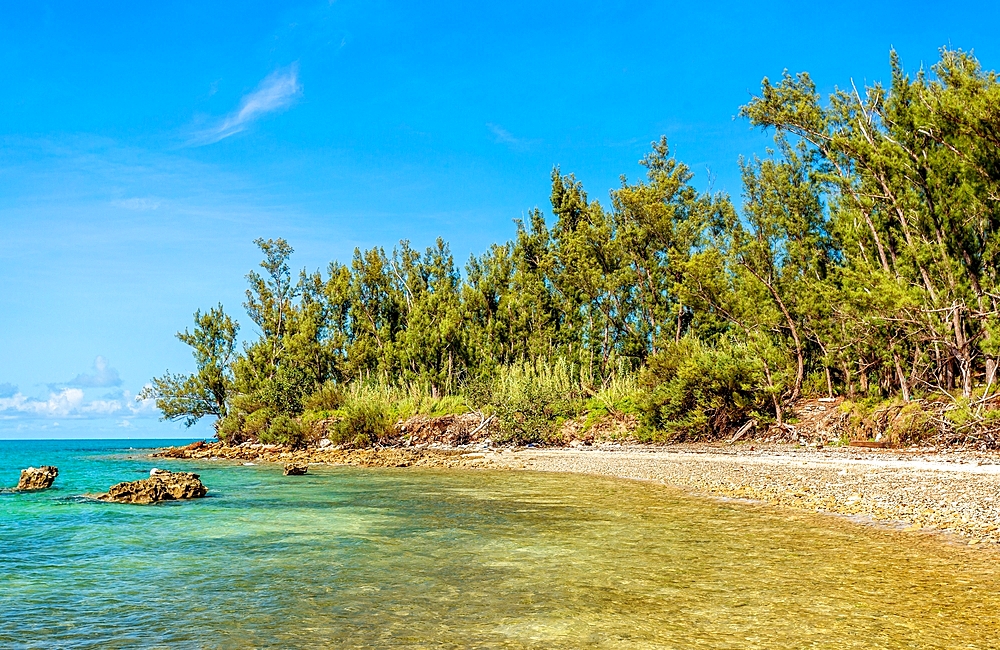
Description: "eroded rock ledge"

(283, 462), (308, 475)
(97, 468), (207, 504)
(154, 440), (490, 469)
(16, 466), (58, 491)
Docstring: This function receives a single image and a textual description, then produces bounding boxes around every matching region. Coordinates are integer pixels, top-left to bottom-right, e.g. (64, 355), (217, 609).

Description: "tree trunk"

(675, 302), (683, 343)
(762, 359), (783, 426)
(842, 362), (855, 399)
(893, 353), (911, 402)
(743, 264), (804, 403)
(953, 307), (972, 398)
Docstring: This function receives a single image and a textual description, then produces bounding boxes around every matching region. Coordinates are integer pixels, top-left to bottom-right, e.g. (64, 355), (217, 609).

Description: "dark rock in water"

(16, 466), (58, 491)
(283, 463), (308, 476)
(98, 468), (207, 504)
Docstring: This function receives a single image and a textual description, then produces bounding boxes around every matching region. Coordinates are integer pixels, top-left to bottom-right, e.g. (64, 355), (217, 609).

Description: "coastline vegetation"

(143, 48), (1000, 448)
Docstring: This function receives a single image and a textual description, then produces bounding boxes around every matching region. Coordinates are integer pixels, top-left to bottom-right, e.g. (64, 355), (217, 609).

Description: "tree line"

(144, 48), (1000, 445)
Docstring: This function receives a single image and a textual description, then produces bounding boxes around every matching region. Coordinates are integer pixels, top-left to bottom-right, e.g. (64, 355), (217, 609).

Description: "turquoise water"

(2, 440), (1000, 649)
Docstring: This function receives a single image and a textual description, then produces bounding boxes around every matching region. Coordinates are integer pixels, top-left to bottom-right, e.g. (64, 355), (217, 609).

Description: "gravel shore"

(479, 444), (1000, 546)
(156, 440), (1000, 546)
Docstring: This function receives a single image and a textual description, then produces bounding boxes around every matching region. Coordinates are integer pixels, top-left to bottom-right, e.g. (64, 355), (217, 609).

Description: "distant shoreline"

(154, 440), (1000, 548)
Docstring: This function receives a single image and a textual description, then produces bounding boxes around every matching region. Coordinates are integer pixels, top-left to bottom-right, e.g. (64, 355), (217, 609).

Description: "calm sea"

(2, 439), (999, 648)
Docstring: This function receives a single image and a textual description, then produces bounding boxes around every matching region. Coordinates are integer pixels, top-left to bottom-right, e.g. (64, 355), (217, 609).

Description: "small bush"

(638, 336), (778, 441)
(303, 381), (346, 411)
(242, 408), (273, 436)
(217, 413), (246, 444)
(887, 402), (935, 444)
(328, 398), (394, 447)
(259, 414), (306, 447)
(467, 359), (583, 444)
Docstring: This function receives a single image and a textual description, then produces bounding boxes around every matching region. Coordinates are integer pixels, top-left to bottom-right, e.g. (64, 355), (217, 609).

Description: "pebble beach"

(482, 444), (1000, 547)
(156, 440), (1000, 547)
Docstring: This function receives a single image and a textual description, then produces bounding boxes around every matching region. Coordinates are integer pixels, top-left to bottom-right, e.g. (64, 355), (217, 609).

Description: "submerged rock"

(283, 462), (308, 476)
(98, 468), (207, 504)
(16, 466), (58, 491)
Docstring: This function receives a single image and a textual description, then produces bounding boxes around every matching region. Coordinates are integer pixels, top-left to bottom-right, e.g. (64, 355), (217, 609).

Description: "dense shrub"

(639, 337), (775, 441)
(216, 412), (246, 444)
(465, 359), (584, 444)
(328, 397), (394, 447)
(302, 381), (346, 411)
(259, 414), (306, 447)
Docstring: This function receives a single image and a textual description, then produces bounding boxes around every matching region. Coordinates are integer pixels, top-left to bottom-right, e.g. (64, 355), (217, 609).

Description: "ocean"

(2, 439), (999, 648)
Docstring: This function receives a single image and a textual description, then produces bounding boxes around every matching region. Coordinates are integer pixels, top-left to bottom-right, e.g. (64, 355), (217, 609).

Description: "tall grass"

(295, 360), (640, 447)
(467, 358), (640, 444)
(301, 377), (469, 447)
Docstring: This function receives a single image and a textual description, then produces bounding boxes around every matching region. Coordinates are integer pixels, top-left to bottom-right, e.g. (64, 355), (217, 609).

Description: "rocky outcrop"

(98, 468), (207, 504)
(283, 462), (308, 475)
(16, 466), (58, 491)
(155, 440), (207, 458)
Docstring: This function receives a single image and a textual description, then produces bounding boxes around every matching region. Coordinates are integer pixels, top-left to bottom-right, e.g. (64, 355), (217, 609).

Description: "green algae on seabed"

(1, 439), (1000, 649)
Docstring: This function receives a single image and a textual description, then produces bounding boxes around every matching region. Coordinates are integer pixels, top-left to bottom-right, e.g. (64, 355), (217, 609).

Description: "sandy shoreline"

(155, 441), (1000, 546)
(480, 445), (1000, 546)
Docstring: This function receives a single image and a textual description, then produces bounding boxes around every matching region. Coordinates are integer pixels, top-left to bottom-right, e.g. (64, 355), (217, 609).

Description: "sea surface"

(2, 439), (1000, 649)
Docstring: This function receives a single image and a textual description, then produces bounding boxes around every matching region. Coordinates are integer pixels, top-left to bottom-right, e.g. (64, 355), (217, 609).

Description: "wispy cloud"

(0, 383), (17, 398)
(189, 66), (302, 146)
(112, 197), (161, 211)
(66, 356), (122, 388)
(486, 123), (540, 151)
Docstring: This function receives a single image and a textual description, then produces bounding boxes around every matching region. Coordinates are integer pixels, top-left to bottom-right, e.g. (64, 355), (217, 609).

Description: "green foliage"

(260, 414), (306, 447)
(148, 49), (1000, 446)
(216, 412), (246, 444)
(302, 381), (346, 411)
(466, 359), (590, 444)
(327, 395), (394, 448)
(242, 408), (272, 437)
(639, 337), (776, 441)
(140, 304), (238, 428)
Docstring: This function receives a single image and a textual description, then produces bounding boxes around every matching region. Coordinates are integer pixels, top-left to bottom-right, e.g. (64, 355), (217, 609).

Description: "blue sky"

(2, 0), (998, 438)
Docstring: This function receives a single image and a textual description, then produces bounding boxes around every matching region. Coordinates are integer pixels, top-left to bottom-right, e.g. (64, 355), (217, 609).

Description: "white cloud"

(133, 384), (158, 415)
(189, 66), (302, 146)
(0, 388), (84, 417)
(0, 386), (156, 420)
(67, 356), (122, 388)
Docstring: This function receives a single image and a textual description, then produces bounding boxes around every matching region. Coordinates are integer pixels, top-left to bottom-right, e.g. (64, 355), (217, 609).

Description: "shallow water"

(2, 440), (999, 649)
